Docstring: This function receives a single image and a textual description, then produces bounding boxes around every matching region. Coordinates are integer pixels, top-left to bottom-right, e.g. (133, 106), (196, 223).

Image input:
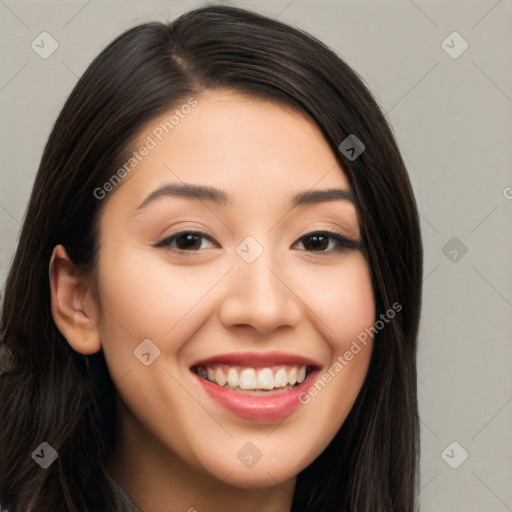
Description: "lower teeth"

(225, 384), (296, 395)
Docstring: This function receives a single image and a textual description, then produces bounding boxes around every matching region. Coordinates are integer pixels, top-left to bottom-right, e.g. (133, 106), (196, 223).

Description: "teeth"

(274, 368), (288, 388)
(197, 364), (310, 391)
(256, 368), (274, 390)
(214, 367), (226, 387)
(239, 368), (256, 389)
(227, 367), (238, 388)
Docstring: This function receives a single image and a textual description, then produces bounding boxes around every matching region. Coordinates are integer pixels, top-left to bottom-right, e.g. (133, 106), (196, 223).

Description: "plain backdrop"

(1, 1), (511, 510)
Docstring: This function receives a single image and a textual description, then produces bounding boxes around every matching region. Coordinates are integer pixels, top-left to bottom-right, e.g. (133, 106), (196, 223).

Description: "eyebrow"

(135, 183), (356, 211)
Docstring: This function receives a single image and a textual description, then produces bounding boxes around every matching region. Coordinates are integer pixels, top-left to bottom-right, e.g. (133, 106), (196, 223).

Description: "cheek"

(288, 254), (375, 450)
(93, 245), (229, 381)
(97, 252), (209, 329)
(296, 252), (375, 344)
(93, 247), (224, 465)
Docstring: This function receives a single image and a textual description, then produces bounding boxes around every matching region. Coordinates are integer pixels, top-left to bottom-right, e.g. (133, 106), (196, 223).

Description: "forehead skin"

(100, 88), (360, 243)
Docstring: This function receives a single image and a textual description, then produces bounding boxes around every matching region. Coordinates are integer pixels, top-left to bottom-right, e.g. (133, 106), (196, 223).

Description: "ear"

(49, 244), (101, 355)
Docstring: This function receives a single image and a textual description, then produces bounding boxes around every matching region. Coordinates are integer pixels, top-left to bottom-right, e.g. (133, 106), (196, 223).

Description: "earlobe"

(49, 244), (101, 355)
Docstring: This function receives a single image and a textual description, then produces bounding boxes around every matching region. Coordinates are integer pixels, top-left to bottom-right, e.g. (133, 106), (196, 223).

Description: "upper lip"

(191, 351), (323, 369)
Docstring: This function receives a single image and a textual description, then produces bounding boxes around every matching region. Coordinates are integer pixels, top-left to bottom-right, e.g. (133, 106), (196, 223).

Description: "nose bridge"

(242, 249), (284, 302)
(218, 239), (302, 333)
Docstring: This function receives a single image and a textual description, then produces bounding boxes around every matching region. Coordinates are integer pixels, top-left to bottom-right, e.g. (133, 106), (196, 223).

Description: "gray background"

(1, 0), (511, 510)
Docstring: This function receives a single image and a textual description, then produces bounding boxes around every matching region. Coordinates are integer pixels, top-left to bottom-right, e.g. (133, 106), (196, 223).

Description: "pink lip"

(194, 370), (319, 422)
(191, 350), (322, 368)
(190, 351), (322, 422)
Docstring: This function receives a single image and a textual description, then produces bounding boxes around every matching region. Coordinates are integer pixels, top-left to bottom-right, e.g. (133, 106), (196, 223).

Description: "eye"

(293, 231), (361, 253)
(153, 231), (217, 253)
(153, 230), (361, 255)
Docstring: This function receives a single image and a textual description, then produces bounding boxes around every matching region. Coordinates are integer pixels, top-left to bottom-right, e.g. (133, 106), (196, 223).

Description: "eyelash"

(153, 230), (361, 255)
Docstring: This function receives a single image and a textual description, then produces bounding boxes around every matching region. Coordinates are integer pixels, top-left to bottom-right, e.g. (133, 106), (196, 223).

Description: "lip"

(194, 370), (320, 422)
(190, 351), (322, 422)
(190, 350), (322, 369)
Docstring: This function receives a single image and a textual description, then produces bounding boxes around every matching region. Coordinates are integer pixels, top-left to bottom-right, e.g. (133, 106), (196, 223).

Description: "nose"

(218, 250), (302, 335)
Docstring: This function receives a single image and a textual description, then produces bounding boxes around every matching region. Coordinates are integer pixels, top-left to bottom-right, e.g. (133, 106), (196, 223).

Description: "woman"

(0, 5), (423, 511)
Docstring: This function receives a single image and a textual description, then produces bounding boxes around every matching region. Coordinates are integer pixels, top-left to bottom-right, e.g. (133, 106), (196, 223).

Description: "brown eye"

(154, 231), (217, 253)
(300, 233), (330, 251)
(294, 231), (361, 253)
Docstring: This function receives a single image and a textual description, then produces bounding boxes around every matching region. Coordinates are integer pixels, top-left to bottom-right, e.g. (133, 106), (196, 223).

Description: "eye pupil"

(178, 233), (201, 250)
(305, 234), (328, 251)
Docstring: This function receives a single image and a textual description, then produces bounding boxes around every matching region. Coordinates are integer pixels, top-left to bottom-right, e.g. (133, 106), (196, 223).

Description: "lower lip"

(194, 371), (318, 422)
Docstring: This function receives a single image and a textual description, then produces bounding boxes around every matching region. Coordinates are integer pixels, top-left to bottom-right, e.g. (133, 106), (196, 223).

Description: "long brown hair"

(0, 5), (423, 511)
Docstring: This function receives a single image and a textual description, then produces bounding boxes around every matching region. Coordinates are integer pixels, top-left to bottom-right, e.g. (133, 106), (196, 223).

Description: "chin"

(216, 465), (298, 489)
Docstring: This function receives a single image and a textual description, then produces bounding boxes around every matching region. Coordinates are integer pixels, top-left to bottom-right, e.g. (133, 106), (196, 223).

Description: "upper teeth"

(197, 365), (307, 391)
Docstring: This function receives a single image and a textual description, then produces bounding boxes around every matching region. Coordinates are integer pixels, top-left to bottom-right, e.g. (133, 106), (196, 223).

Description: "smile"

(195, 364), (310, 395)
(191, 352), (322, 421)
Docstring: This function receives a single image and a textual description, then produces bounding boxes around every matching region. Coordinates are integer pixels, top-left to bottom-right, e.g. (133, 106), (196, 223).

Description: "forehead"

(105, 89), (353, 212)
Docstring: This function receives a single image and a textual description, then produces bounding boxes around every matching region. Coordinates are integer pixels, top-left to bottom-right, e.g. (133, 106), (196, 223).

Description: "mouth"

(190, 352), (322, 421)
(192, 363), (314, 395)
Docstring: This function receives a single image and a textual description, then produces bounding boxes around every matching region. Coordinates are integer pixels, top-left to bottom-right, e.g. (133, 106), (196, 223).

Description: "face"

(93, 89), (375, 488)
